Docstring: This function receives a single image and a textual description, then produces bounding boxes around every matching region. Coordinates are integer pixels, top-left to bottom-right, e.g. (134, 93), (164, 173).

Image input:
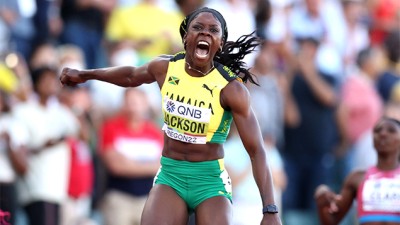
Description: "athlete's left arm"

(221, 80), (282, 225)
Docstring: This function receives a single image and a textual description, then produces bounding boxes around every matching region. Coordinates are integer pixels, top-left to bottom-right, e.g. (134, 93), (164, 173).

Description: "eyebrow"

(192, 21), (221, 28)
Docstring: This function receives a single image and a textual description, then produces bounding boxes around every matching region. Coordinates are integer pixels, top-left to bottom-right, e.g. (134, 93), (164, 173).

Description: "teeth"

(198, 41), (209, 46)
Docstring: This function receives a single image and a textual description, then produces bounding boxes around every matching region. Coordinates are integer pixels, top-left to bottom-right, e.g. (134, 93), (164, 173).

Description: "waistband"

(359, 215), (400, 224)
(160, 156), (225, 175)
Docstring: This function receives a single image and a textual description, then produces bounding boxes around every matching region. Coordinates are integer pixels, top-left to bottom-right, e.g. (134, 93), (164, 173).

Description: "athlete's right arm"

(315, 171), (363, 225)
(60, 56), (170, 87)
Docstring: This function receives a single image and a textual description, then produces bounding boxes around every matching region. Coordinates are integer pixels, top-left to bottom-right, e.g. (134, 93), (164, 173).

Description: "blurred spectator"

(32, 0), (63, 47)
(58, 44), (86, 70)
(59, 86), (96, 225)
(341, 0), (370, 75)
(0, 62), (18, 94)
(29, 42), (60, 69)
(59, 0), (116, 69)
(376, 30), (400, 103)
(206, 0), (256, 42)
(206, 0), (257, 65)
(386, 82), (400, 121)
(0, 52), (33, 103)
(98, 88), (162, 225)
(222, 42), (289, 225)
(175, 0), (204, 16)
(225, 125), (286, 225)
(105, 0), (182, 66)
(287, 0), (345, 79)
(281, 38), (339, 225)
(0, 0), (36, 60)
(259, 0), (286, 41)
(336, 47), (385, 172)
(100, 0), (183, 118)
(288, 0), (344, 50)
(376, 30), (400, 125)
(366, 0), (400, 46)
(13, 66), (79, 225)
(0, 89), (28, 225)
(248, 41), (298, 150)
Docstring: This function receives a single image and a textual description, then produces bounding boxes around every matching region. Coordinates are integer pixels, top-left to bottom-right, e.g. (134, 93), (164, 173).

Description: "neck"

(39, 95), (49, 106)
(376, 154), (400, 171)
(127, 116), (144, 130)
(185, 61), (215, 76)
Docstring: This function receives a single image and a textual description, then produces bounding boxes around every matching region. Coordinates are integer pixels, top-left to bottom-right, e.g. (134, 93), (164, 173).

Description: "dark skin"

(60, 12), (281, 225)
(315, 118), (400, 225)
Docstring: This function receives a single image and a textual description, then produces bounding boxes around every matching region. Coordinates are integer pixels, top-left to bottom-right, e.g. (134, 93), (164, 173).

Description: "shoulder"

(148, 55), (172, 67)
(168, 52), (185, 62)
(12, 101), (37, 119)
(221, 79), (250, 110)
(102, 115), (124, 129)
(344, 169), (366, 190)
(147, 55), (173, 77)
(224, 79), (249, 97)
(148, 52), (186, 72)
(215, 62), (239, 82)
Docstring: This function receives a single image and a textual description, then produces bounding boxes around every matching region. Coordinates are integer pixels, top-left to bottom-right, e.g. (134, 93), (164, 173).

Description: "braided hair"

(179, 7), (261, 84)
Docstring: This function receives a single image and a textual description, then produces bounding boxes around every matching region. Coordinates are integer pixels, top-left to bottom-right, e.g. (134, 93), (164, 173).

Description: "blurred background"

(0, 0), (399, 225)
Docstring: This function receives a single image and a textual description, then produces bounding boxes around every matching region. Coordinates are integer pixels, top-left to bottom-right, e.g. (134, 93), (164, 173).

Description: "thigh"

(141, 184), (188, 225)
(195, 196), (232, 225)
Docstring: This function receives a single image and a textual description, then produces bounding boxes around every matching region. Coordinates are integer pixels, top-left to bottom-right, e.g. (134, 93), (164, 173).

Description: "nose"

(200, 29), (211, 36)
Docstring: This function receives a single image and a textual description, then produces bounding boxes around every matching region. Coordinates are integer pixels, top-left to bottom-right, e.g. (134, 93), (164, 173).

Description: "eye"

(210, 28), (220, 34)
(387, 126), (397, 133)
(373, 127), (381, 133)
(192, 25), (202, 31)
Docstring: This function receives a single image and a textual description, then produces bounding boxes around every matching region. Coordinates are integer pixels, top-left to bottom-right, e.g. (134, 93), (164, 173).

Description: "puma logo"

(202, 84), (217, 97)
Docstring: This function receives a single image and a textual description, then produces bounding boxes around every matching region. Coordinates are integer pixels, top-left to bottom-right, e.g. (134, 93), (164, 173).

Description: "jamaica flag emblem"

(168, 76), (180, 85)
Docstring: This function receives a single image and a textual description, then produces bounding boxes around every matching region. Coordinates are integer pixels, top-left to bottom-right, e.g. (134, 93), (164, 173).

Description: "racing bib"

(162, 97), (211, 144)
(362, 178), (400, 212)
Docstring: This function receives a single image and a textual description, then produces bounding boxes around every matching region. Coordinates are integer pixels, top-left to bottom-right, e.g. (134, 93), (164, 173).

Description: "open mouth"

(195, 41), (210, 59)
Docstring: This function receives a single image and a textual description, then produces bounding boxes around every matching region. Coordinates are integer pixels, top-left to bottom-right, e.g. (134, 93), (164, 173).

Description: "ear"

(183, 34), (187, 49)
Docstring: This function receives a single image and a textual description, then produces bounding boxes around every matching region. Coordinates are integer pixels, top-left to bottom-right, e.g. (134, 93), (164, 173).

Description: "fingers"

(59, 67), (69, 86)
(328, 194), (342, 214)
(59, 67), (77, 87)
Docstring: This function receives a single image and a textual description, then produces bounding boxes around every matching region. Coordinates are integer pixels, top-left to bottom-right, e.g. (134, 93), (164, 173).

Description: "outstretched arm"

(60, 56), (170, 88)
(315, 171), (363, 225)
(221, 80), (281, 225)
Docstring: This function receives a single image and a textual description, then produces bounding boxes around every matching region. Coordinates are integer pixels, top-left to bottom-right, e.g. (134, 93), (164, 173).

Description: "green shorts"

(153, 156), (233, 212)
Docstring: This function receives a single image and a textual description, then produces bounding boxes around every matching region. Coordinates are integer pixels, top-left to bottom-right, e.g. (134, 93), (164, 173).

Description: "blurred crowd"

(0, 0), (399, 225)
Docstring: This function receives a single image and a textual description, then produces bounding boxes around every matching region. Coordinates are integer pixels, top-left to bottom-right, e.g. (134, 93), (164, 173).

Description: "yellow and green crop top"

(160, 52), (238, 144)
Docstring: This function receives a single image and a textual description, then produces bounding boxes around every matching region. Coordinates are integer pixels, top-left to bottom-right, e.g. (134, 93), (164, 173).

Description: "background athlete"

(314, 117), (400, 225)
(60, 7), (281, 225)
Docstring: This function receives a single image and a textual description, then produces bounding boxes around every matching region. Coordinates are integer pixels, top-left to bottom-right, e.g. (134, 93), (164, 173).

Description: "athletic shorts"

(153, 156), (233, 212)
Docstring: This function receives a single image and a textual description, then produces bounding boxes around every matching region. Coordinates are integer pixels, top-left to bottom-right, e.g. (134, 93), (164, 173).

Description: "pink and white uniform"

(357, 166), (400, 224)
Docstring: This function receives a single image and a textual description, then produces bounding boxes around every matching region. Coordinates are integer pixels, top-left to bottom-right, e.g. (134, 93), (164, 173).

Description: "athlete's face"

(373, 118), (400, 156)
(184, 12), (223, 65)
